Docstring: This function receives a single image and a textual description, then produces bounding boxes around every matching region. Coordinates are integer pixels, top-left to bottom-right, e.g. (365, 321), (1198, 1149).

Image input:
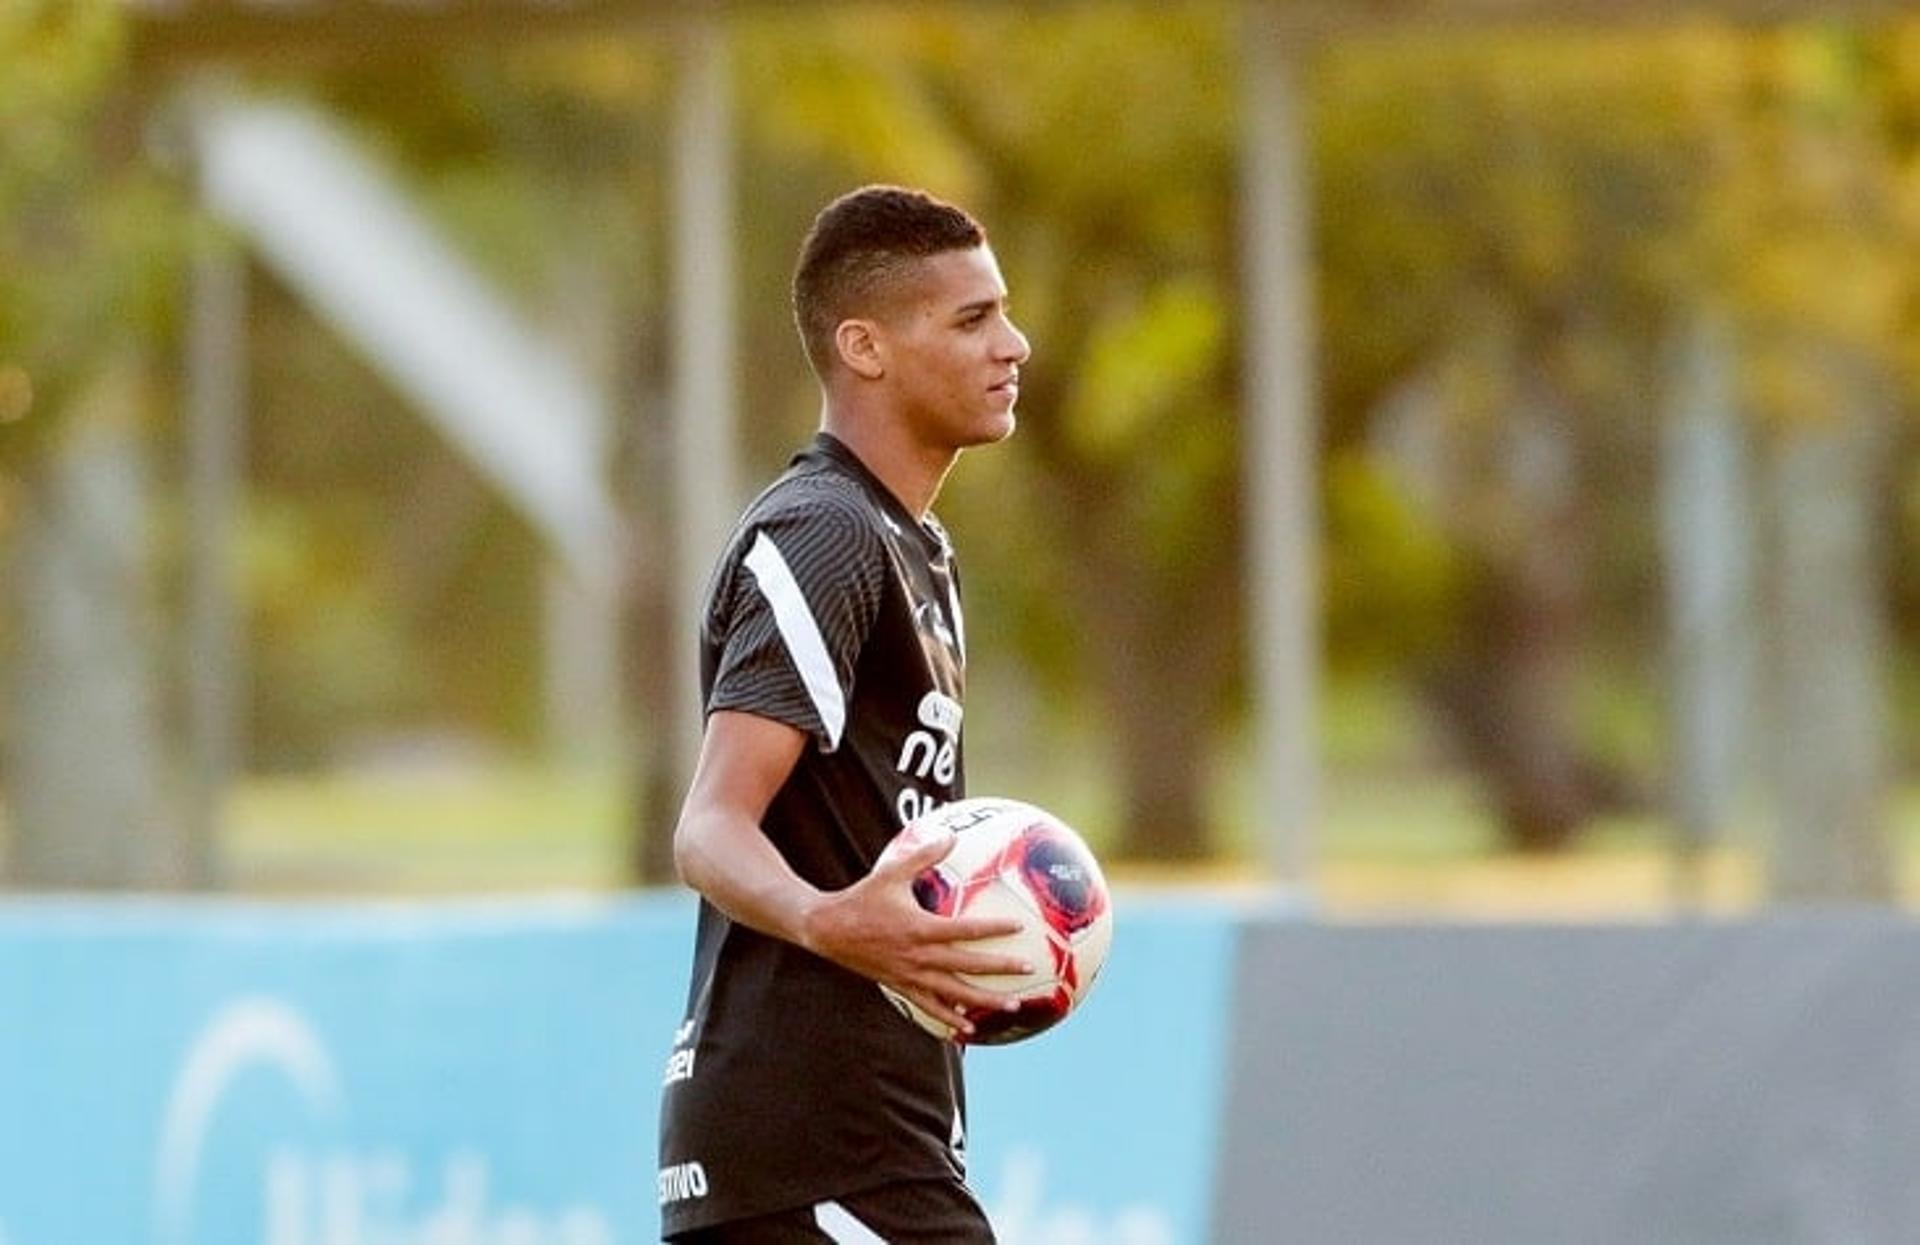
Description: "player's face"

(880, 245), (1030, 451)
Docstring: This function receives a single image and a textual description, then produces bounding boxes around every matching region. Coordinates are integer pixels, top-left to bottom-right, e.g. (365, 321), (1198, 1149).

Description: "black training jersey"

(658, 432), (971, 1237)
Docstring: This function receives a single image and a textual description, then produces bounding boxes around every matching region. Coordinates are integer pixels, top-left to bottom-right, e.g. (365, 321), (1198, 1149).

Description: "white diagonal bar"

(743, 531), (845, 749)
(192, 96), (619, 588)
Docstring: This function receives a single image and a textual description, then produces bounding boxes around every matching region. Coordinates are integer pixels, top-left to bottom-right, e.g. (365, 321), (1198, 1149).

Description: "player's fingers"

(941, 977), (1026, 1019)
(927, 978), (1026, 1030)
(937, 912), (1024, 943)
(910, 931), (1030, 976)
(902, 933), (1033, 988)
(877, 828), (956, 879)
(936, 947), (1034, 978)
(897, 984), (978, 1038)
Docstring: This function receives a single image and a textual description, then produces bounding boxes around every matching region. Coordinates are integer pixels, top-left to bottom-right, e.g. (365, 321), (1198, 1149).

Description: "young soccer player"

(658, 186), (1032, 1242)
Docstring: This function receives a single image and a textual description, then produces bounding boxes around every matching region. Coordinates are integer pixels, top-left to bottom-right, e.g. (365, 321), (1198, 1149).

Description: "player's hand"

(799, 828), (1030, 1038)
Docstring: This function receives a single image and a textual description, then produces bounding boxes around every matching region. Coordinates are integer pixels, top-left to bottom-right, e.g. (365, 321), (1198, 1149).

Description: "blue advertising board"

(964, 898), (1239, 1244)
(0, 893), (1241, 1244)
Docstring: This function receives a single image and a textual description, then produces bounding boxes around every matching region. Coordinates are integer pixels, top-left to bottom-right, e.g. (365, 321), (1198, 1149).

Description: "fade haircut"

(792, 185), (986, 380)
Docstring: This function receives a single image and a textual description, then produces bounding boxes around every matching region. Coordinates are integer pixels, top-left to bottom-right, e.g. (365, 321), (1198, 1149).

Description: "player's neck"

(819, 406), (955, 520)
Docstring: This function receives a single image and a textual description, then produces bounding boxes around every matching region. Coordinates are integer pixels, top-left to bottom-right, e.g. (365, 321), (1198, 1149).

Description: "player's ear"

(835, 319), (886, 380)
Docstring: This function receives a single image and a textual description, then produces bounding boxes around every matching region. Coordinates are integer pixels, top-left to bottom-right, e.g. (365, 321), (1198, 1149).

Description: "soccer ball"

(878, 797), (1114, 1046)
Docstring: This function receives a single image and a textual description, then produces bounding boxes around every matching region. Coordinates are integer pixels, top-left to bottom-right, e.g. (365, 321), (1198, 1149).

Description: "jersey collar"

(803, 432), (945, 554)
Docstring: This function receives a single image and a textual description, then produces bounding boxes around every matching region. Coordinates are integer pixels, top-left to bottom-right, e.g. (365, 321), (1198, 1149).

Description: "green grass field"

(7, 679), (1910, 913)
(211, 757), (1920, 917)
(225, 763), (635, 894)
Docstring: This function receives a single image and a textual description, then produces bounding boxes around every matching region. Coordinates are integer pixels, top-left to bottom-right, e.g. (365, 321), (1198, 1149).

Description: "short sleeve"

(706, 489), (888, 751)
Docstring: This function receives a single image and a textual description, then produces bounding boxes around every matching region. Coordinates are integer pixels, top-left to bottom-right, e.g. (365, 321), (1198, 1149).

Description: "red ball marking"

(910, 868), (957, 916)
(959, 986), (1073, 1046)
(1051, 936), (1078, 991)
(1013, 824), (1108, 934)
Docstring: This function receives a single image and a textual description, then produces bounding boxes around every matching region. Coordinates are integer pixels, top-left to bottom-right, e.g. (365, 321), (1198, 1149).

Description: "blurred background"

(21, 3), (1920, 1242)
(8, 0), (1920, 914)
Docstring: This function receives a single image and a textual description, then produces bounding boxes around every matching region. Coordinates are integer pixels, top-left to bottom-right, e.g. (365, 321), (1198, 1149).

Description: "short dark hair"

(792, 185), (986, 379)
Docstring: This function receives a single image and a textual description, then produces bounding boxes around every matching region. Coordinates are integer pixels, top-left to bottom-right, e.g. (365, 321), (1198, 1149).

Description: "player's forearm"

(673, 808), (824, 948)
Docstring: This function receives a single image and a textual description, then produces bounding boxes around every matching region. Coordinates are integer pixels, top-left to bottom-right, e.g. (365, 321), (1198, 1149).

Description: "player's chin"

(971, 405), (1017, 445)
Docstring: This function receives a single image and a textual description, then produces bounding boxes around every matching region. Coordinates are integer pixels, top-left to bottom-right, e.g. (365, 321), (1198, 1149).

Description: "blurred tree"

(0, 1), (177, 485)
(708, 12), (1920, 866)
(918, 9), (1244, 862)
(1725, 26), (1907, 901)
(0, 0), (186, 886)
(102, 8), (1920, 887)
(656, 13), (1239, 866)
(1312, 32), (1801, 851)
(1312, 35), (1695, 848)
(1318, 22), (1920, 882)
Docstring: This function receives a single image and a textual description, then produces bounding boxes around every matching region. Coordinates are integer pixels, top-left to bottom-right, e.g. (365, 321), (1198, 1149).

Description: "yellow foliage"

(1063, 279), (1225, 462)
(736, 14), (982, 204)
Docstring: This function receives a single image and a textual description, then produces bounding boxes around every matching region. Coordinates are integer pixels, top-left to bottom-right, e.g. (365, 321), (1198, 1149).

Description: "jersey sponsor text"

(658, 1161), (709, 1207)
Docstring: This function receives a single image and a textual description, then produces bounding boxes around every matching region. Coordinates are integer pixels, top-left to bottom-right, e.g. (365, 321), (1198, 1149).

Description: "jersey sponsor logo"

(900, 531), (964, 688)
(897, 786), (945, 825)
(662, 1046), (697, 1086)
(663, 1018), (697, 1087)
(894, 691), (963, 824)
(657, 1161), (709, 1206)
(896, 729), (957, 786)
(913, 600), (957, 650)
(917, 690), (962, 737)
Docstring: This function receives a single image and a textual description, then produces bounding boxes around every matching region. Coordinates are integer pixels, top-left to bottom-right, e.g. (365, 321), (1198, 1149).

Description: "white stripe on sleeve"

(813, 1200), (888, 1244)
(945, 577), (966, 661)
(743, 529), (847, 749)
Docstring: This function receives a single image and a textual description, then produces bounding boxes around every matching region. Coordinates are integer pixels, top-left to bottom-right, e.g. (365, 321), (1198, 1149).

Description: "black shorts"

(666, 1177), (995, 1243)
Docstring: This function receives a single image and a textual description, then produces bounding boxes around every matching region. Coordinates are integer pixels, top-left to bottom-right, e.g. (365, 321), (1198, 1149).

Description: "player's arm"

(672, 709), (1029, 1037)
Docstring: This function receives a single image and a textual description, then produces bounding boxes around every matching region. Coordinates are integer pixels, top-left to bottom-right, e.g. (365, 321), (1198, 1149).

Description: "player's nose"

(996, 318), (1031, 366)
